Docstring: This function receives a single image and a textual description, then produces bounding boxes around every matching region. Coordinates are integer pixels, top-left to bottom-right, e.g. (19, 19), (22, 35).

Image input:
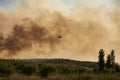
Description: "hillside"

(0, 58), (97, 68)
(18, 58), (97, 68)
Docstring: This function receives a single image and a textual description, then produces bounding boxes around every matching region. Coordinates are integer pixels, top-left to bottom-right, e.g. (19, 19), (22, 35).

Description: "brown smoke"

(0, 18), (63, 56)
(0, 0), (120, 62)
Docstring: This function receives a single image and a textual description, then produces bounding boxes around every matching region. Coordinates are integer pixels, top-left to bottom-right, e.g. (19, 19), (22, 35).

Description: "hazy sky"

(0, 0), (113, 12)
(0, 0), (20, 10)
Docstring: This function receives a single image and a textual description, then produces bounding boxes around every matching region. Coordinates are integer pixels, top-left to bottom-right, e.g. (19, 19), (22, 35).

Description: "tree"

(110, 50), (115, 66)
(98, 49), (105, 71)
(106, 50), (115, 69)
(106, 54), (111, 69)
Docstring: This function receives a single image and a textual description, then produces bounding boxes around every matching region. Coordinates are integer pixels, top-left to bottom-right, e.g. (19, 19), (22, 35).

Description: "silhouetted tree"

(110, 50), (115, 66)
(106, 54), (111, 69)
(98, 49), (105, 71)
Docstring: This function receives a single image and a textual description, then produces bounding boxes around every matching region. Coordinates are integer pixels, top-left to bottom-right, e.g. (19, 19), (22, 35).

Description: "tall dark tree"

(98, 49), (105, 71)
(106, 54), (111, 69)
(110, 50), (115, 66)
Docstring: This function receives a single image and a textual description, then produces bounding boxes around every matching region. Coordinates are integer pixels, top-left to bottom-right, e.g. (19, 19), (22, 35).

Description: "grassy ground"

(1, 73), (120, 80)
(48, 73), (120, 80)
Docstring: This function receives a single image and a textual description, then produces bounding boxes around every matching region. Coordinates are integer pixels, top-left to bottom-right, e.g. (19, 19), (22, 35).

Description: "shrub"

(0, 61), (15, 77)
(22, 65), (36, 76)
(39, 64), (55, 78)
(60, 66), (71, 74)
(77, 67), (86, 74)
(115, 63), (120, 72)
(15, 62), (36, 76)
(103, 69), (115, 74)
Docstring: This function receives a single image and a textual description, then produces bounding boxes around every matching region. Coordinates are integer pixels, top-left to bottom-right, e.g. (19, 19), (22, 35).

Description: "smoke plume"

(0, 0), (120, 62)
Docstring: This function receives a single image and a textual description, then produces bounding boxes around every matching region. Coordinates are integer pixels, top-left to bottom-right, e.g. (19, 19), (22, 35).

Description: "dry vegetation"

(0, 57), (120, 80)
